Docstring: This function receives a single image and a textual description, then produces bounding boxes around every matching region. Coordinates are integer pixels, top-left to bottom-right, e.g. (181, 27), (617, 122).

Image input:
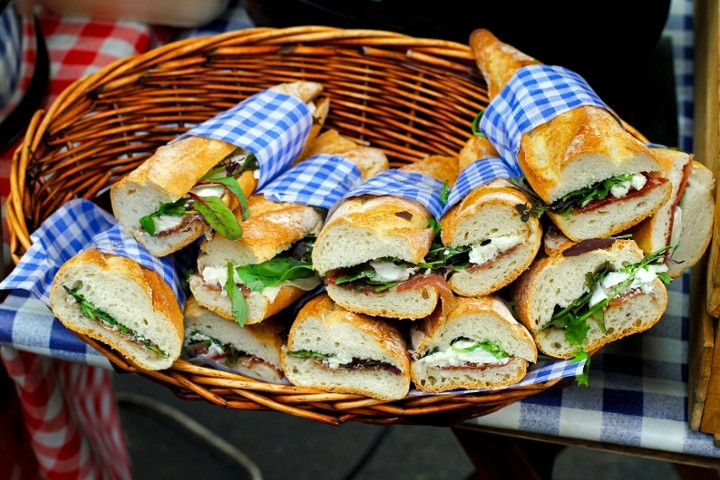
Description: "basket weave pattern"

(10, 26), (564, 425)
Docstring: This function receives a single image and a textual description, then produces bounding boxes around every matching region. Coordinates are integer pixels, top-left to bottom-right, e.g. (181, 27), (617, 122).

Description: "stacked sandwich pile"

(47, 29), (716, 402)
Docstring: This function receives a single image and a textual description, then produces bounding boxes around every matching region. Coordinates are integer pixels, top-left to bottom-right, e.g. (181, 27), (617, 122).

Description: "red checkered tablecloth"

(0, 7), (176, 479)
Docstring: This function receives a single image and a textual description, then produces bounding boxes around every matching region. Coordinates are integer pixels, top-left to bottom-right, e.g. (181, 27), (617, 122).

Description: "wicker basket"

(8, 26), (624, 426)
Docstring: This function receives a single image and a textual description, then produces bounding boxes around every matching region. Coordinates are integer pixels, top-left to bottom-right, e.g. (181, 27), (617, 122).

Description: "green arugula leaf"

(440, 181), (450, 205)
(551, 174), (636, 217)
(451, 339), (510, 360)
(64, 286), (168, 357)
(333, 262), (404, 292)
(191, 195), (243, 240)
(570, 350), (591, 387)
(417, 241), (471, 270)
(286, 350), (331, 359)
(471, 111), (486, 138)
(225, 263), (248, 327)
(545, 246), (673, 349)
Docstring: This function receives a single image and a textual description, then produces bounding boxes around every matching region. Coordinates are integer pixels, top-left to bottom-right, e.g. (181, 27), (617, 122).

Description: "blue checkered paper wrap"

(0, 199), (185, 307)
(177, 89), (312, 190)
(480, 65), (612, 164)
(260, 154), (363, 210)
(442, 156), (524, 216)
(343, 169), (446, 220)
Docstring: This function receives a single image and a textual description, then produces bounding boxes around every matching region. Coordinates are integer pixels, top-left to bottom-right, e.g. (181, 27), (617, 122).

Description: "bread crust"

(49, 249), (183, 370)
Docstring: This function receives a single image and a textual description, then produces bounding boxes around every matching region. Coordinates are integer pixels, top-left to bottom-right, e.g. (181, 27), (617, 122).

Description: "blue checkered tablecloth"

(0, 0), (714, 460)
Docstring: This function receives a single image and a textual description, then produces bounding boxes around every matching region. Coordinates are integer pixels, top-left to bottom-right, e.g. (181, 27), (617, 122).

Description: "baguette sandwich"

(280, 293), (411, 400)
(439, 136), (542, 296)
(410, 295), (537, 392)
(312, 154), (460, 319)
(182, 296), (285, 382)
(49, 248), (183, 371)
(511, 237), (669, 359)
(469, 29), (671, 242)
(110, 81), (326, 257)
(188, 130), (389, 325)
(630, 147), (715, 277)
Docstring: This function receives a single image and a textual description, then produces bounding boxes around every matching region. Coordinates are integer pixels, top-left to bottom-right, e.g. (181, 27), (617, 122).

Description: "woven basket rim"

(7, 25), (631, 425)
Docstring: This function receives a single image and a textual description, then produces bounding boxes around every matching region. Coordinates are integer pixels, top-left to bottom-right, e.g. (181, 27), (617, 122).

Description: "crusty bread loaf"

(110, 81), (324, 256)
(439, 135), (541, 296)
(631, 148), (715, 277)
(410, 296), (537, 392)
(49, 248), (183, 370)
(312, 155), (459, 318)
(512, 238), (668, 358)
(469, 29), (670, 240)
(668, 161), (715, 277)
(280, 293), (411, 400)
(182, 296), (284, 382)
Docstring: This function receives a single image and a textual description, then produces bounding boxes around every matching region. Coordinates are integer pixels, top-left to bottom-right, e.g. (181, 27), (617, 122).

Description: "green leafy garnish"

(225, 263), (249, 327)
(551, 174), (636, 217)
(286, 350), (331, 359)
(440, 181), (450, 205)
(192, 195), (243, 240)
(570, 350), (591, 387)
(417, 241), (471, 270)
(139, 172), (250, 239)
(544, 246), (674, 350)
(451, 339), (510, 360)
(185, 330), (244, 367)
(471, 111), (486, 138)
(333, 260), (407, 292)
(139, 199), (187, 236)
(64, 287), (168, 358)
(234, 256), (315, 292)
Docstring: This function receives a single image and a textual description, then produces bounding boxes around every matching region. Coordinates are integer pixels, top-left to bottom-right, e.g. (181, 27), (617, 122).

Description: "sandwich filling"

(63, 287), (167, 358)
(183, 330), (277, 374)
(550, 173), (667, 217)
(139, 150), (257, 239)
(415, 338), (511, 369)
(198, 237), (320, 326)
(286, 349), (402, 375)
(543, 246), (672, 349)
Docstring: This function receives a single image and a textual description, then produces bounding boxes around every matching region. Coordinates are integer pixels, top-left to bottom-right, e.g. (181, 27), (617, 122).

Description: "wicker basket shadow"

(9, 26), (619, 426)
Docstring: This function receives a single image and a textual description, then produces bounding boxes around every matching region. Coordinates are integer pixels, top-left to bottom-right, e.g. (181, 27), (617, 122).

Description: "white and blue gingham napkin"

(0, 199), (185, 306)
(480, 64), (614, 164)
(342, 169), (447, 220)
(442, 156), (524, 216)
(177, 89), (312, 189)
(259, 154), (363, 210)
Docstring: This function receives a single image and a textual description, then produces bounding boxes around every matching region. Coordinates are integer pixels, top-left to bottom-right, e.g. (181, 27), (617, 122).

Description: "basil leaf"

(417, 241), (470, 270)
(225, 263), (248, 327)
(471, 111), (486, 138)
(335, 265), (376, 285)
(192, 195), (243, 240)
